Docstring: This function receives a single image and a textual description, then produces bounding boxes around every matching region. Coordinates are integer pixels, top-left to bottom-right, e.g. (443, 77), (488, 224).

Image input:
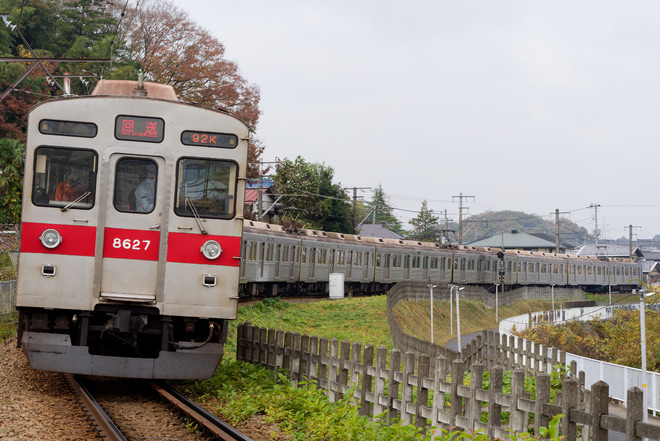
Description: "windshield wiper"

(185, 197), (208, 235)
(61, 191), (91, 212)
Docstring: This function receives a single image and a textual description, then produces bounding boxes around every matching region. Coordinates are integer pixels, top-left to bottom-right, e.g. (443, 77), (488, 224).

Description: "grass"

(0, 311), (17, 342)
(186, 295), (561, 440)
(394, 298), (554, 346)
(224, 295), (393, 359)
(225, 295), (555, 359)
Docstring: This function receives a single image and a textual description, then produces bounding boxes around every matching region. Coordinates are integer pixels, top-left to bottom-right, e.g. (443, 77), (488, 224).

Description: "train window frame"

(174, 157), (238, 219)
(39, 119), (98, 138)
(31, 146), (98, 210)
(113, 158), (158, 214)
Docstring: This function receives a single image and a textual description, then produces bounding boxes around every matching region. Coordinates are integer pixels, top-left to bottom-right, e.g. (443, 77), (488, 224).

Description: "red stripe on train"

(167, 232), (241, 266)
(20, 222), (96, 256)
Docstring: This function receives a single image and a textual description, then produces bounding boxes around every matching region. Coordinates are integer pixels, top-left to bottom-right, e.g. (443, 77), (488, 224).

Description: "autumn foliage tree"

(111, 0), (264, 177)
(518, 307), (660, 371)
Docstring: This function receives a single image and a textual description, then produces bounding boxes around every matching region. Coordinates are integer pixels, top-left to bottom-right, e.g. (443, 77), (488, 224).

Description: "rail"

(151, 382), (253, 441)
(66, 374), (128, 441)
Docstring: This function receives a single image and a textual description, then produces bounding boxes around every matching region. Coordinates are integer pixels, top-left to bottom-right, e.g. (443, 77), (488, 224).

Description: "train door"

(100, 155), (166, 302)
(329, 249), (335, 273)
(309, 248), (316, 279)
(274, 244), (281, 279)
(289, 245), (297, 280)
(347, 251), (353, 279)
(383, 253), (390, 280)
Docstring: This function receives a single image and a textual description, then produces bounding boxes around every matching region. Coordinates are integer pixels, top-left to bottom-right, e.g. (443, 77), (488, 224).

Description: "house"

(574, 244), (642, 259)
(245, 178), (282, 222)
(358, 224), (403, 240)
(467, 230), (569, 253)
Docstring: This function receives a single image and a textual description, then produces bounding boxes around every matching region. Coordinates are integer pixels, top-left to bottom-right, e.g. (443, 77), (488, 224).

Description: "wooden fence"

(237, 322), (660, 440)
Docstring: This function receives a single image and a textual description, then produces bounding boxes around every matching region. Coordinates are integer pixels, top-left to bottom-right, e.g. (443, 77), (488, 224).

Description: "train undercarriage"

(17, 305), (228, 379)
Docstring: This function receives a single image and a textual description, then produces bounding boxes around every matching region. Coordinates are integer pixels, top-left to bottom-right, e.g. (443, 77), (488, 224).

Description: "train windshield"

(174, 158), (237, 219)
(31, 147), (97, 209)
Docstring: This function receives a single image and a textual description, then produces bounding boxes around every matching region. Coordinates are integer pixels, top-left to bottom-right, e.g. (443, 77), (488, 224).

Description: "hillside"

(459, 210), (589, 245)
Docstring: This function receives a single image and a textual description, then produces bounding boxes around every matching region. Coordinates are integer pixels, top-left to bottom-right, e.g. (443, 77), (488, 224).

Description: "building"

(467, 230), (570, 253)
(358, 223), (403, 240)
(244, 178), (282, 222)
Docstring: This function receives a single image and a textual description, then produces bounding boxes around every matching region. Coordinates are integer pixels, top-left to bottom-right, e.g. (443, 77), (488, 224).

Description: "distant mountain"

(457, 210), (589, 246)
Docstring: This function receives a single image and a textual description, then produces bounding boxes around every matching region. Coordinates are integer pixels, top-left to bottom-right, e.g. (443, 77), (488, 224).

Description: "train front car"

(16, 80), (248, 379)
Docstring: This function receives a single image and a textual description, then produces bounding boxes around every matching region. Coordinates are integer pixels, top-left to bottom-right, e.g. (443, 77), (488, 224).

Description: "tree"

(273, 156), (351, 233)
(0, 138), (24, 223)
(408, 200), (440, 242)
(365, 184), (404, 236)
(317, 164), (352, 234)
(110, 0), (264, 173)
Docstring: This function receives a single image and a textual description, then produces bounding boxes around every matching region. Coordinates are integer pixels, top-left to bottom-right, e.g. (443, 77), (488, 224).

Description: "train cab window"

(114, 158), (158, 213)
(31, 147), (97, 209)
(174, 158), (237, 219)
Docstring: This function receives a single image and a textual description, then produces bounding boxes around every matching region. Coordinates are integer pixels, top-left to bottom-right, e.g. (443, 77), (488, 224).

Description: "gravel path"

(0, 337), (102, 440)
(0, 337), (279, 440)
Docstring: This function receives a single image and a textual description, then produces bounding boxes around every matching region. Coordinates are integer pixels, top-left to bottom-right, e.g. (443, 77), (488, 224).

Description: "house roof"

(246, 178), (275, 190)
(245, 189), (260, 204)
(359, 224), (403, 240)
(641, 250), (660, 261)
(467, 230), (558, 249)
(575, 244), (642, 258)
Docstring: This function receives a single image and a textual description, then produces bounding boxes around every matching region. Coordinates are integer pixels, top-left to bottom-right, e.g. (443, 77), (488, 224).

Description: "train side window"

(174, 158), (237, 219)
(114, 158), (158, 213)
(32, 147), (97, 209)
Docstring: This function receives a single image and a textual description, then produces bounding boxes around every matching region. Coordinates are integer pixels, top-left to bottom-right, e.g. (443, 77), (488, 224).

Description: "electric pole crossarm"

(452, 193), (475, 245)
(0, 57), (111, 63)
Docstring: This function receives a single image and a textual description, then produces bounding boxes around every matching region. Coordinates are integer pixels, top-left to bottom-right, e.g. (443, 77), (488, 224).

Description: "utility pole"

(249, 161), (279, 220)
(348, 187), (370, 234)
(625, 225), (641, 258)
(589, 203), (601, 247)
(553, 209), (569, 253)
(452, 193), (475, 245)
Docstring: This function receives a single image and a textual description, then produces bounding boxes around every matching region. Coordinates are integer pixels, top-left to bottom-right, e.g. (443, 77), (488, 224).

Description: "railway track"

(66, 374), (253, 441)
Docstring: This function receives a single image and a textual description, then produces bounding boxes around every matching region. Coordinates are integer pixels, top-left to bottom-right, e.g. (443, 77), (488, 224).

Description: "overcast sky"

(172, 1), (660, 241)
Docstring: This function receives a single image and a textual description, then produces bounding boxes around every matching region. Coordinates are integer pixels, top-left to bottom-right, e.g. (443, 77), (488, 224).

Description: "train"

(14, 79), (642, 381)
(239, 220), (642, 296)
(16, 79), (248, 379)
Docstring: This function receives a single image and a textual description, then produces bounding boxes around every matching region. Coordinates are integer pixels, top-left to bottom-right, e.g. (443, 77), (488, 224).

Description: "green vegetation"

(0, 311), (17, 342)
(394, 298), (553, 346)
(0, 252), (16, 282)
(518, 308), (660, 371)
(183, 359), (441, 441)
(198, 296), (566, 440)
(224, 296), (392, 359)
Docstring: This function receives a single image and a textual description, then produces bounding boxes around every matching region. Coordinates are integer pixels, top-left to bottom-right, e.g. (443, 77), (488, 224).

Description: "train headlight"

(201, 240), (222, 260)
(39, 229), (62, 249)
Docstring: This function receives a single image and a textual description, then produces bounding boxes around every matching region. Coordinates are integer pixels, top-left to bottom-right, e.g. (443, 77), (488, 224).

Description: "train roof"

(91, 79), (178, 100)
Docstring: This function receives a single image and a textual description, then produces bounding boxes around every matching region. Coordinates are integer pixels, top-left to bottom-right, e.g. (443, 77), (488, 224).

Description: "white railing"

(500, 304), (660, 413)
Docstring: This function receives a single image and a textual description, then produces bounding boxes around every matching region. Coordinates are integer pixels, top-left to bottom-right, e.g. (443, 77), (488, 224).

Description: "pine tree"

(409, 200), (440, 242)
(365, 184), (404, 235)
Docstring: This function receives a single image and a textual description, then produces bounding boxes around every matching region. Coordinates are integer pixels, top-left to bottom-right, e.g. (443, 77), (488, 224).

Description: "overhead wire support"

(452, 193), (475, 245)
(0, 0), (110, 102)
